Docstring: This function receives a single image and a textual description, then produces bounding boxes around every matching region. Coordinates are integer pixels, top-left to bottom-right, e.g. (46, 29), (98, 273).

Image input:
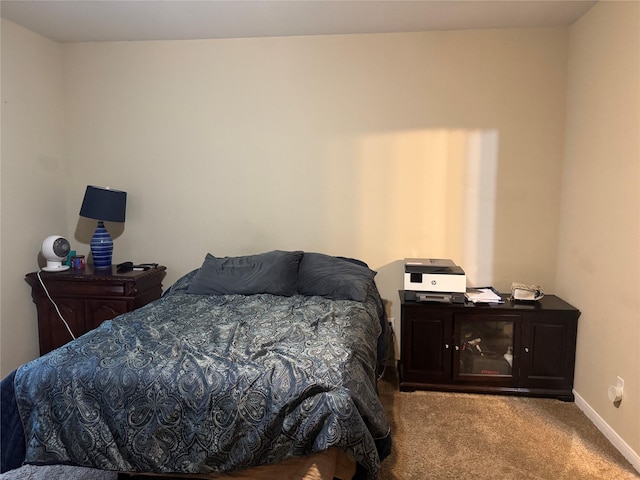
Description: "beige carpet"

(2, 368), (638, 480)
(377, 367), (639, 479)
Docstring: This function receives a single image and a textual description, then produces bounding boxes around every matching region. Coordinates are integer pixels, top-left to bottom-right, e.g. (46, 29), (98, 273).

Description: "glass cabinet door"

(454, 314), (520, 381)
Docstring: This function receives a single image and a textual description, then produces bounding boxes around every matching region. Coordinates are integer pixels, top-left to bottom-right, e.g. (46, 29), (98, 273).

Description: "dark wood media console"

(398, 291), (580, 401)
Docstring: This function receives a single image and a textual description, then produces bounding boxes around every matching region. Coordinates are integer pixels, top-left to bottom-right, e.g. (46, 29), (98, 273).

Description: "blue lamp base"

(90, 220), (113, 269)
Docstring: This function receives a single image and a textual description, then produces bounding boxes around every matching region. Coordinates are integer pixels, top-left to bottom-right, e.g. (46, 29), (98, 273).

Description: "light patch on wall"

(463, 130), (498, 287)
(326, 129), (498, 286)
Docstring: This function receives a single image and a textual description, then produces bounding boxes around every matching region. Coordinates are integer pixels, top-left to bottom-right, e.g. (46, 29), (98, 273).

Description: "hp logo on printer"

(431, 280), (437, 285)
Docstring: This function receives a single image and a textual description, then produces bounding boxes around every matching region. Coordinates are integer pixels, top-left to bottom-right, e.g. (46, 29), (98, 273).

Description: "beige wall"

(60, 28), (568, 330)
(558, 1), (640, 461)
(1, 20), (66, 372)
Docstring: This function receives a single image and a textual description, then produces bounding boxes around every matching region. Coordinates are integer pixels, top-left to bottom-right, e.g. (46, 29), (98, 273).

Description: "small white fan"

(41, 235), (71, 271)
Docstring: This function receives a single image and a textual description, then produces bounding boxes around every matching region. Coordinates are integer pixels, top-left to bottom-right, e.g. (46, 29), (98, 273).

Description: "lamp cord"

(36, 270), (76, 341)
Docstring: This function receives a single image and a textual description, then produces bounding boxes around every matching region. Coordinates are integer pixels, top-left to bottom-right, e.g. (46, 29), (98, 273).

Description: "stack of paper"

(465, 287), (503, 304)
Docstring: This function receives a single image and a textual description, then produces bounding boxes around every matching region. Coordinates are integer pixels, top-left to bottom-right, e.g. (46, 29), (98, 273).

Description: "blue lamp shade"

(79, 186), (127, 269)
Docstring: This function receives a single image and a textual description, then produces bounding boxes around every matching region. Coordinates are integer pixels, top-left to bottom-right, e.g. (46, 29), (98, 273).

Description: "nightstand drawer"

(85, 299), (130, 330)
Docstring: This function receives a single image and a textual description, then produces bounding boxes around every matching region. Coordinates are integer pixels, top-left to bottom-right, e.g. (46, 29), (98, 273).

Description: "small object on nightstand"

(133, 263), (158, 271)
(41, 236), (71, 272)
(71, 255), (86, 271)
(117, 261), (133, 272)
(66, 250), (76, 267)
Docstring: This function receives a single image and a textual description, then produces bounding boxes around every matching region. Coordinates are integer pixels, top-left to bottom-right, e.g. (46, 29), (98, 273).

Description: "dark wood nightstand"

(25, 265), (167, 355)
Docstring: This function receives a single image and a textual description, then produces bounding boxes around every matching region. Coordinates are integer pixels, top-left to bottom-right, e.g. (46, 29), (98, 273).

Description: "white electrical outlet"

(609, 376), (625, 405)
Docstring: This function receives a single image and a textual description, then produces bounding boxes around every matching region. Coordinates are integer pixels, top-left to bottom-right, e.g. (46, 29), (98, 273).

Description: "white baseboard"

(573, 390), (640, 474)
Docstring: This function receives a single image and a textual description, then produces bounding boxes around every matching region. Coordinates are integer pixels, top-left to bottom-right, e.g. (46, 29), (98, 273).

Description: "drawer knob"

(445, 344), (450, 349)
(524, 347), (530, 353)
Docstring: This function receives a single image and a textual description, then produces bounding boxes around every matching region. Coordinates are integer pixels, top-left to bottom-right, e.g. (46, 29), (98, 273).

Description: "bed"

(1, 251), (392, 480)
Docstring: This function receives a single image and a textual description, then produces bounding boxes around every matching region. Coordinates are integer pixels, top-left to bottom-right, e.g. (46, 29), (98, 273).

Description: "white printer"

(404, 258), (466, 302)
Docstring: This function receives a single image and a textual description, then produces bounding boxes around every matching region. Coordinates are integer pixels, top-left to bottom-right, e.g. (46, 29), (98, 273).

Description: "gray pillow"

(188, 250), (303, 296)
(297, 252), (376, 302)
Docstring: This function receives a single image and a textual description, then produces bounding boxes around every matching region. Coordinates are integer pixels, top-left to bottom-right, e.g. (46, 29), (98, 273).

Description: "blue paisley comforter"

(8, 273), (391, 479)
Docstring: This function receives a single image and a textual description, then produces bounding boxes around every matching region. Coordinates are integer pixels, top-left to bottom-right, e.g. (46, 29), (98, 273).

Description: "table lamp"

(79, 185), (127, 269)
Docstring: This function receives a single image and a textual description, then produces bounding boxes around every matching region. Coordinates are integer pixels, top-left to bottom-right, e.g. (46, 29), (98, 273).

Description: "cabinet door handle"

(524, 347), (530, 353)
(454, 345), (460, 351)
(445, 344), (450, 349)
